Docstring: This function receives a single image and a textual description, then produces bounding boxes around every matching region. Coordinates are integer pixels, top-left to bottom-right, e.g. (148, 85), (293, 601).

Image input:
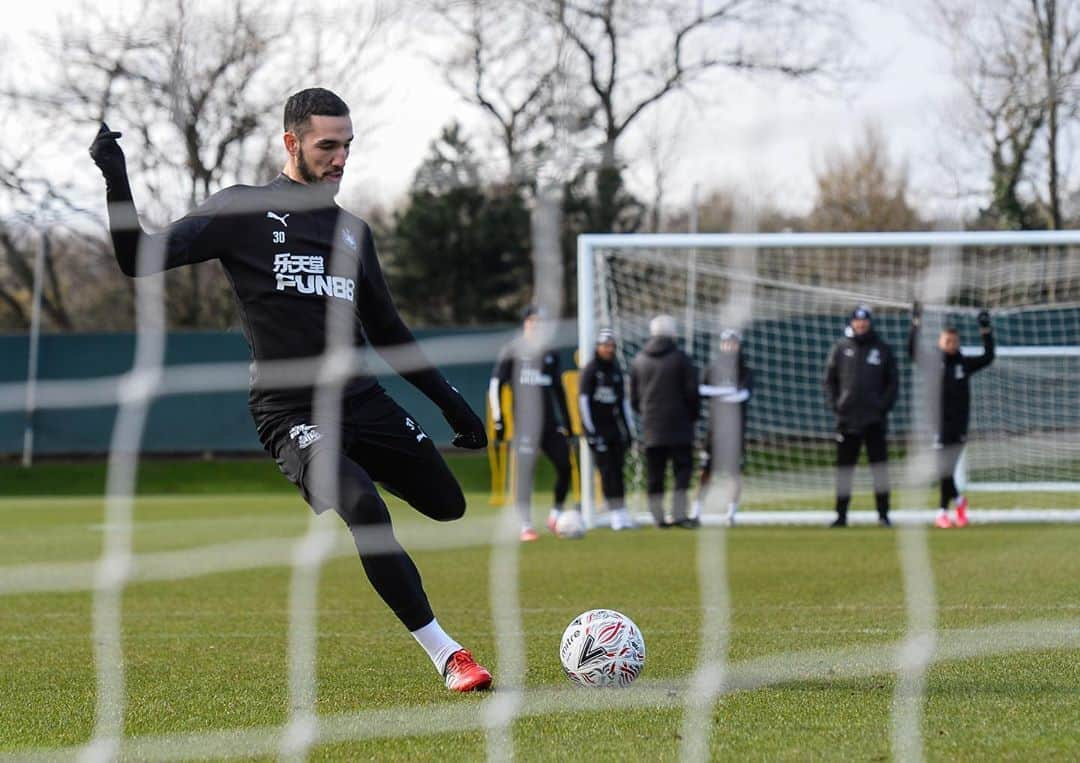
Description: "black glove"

(493, 417), (505, 442)
(557, 425), (571, 439)
(911, 300), (922, 326)
(89, 123), (130, 193)
(586, 431), (606, 452)
(441, 388), (487, 449)
(977, 309), (991, 329)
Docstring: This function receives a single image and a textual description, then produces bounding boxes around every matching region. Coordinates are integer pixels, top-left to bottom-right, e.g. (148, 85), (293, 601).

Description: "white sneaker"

(611, 508), (634, 531)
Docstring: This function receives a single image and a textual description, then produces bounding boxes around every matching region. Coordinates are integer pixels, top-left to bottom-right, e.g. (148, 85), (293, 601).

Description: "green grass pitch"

(1, 457), (1078, 760)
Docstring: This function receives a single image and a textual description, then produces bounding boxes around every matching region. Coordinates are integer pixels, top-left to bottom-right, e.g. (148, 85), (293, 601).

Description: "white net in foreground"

(1, 227), (1078, 763)
(577, 231), (1080, 523)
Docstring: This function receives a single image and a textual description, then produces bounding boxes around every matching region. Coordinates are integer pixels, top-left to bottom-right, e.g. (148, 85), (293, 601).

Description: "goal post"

(577, 231), (1080, 526)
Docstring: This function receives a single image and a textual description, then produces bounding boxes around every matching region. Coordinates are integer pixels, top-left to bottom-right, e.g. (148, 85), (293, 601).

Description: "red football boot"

(954, 496), (969, 528)
(444, 649), (493, 692)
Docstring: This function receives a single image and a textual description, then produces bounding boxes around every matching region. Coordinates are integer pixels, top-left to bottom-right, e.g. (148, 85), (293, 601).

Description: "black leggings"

(936, 440), (965, 509)
(513, 427), (571, 513)
(591, 433), (627, 505)
(258, 390), (464, 631)
(645, 445), (693, 523)
(835, 422), (890, 517)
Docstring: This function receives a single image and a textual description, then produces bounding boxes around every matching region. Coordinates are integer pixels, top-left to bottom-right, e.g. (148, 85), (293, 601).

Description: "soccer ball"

(555, 510), (586, 539)
(559, 609), (645, 688)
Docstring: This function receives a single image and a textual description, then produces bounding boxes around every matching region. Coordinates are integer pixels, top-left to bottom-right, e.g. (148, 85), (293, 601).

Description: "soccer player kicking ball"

(89, 88), (492, 692)
(578, 329), (635, 531)
(908, 303), (995, 528)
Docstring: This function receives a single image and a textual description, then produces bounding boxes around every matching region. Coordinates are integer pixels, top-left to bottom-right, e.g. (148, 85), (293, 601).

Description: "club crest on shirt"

(289, 423), (321, 449)
(867, 348), (881, 365)
(341, 226), (358, 252)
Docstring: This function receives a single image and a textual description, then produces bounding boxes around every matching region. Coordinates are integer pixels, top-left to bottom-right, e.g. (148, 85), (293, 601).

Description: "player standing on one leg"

(908, 303), (995, 528)
(692, 329), (752, 527)
(824, 305), (898, 527)
(578, 328), (635, 531)
(489, 306), (574, 541)
(89, 88), (493, 691)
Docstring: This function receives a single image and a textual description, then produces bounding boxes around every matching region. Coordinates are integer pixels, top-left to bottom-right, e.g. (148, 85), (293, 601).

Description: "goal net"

(577, 231), (1080, 521)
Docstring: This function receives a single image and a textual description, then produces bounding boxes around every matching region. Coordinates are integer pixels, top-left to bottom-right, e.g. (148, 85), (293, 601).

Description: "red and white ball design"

(559, 609), (646, 688)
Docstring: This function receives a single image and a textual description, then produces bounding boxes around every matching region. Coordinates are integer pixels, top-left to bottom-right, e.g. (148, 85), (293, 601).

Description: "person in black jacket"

(579, 328), (635, 530)
(824, 305), (899, 527)
(489, 306), (574, 541)
(88, 89), (492, 692)
(908, 303), (995, 528)
(693, 329), (752, 526)
(630, 315), (700, 528)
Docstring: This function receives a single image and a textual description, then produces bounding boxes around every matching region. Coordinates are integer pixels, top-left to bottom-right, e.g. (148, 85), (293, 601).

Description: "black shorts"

(253, 386), (462, 518)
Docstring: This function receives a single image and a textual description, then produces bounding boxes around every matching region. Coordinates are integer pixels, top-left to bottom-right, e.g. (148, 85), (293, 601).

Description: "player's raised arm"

(353, 225), (486, 449)
(882, 342), (899, 413)
(966, 309), (996, 374)
(89, 123), (224, 277)
(907, 301), (922, 361)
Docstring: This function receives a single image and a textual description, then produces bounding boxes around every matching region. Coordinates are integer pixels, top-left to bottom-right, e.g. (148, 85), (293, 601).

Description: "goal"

(576, 231), (1080, 524)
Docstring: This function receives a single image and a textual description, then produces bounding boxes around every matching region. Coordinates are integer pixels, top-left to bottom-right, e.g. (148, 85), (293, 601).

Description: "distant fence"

(0, 328), (525, 456)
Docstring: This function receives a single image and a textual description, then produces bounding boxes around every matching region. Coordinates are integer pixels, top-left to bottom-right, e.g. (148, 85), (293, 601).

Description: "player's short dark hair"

(942, 325), (959, 335)
(283, 88), (350, 136)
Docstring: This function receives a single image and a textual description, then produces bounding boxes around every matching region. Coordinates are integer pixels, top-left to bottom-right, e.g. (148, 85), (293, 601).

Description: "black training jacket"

(579, 354), (632, 439)
(908, 324), (995, 440)
(103, 174), (457, 414)
(823, 327), (898, 433)
(491, 338), (572, 434)
(629, 336), (699, 447)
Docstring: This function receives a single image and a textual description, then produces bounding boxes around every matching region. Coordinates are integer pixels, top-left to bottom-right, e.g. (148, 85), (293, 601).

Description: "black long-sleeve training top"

(104, 173), (457, 414)
(908, 323), (995, 440)
(489, 338), (572, 434)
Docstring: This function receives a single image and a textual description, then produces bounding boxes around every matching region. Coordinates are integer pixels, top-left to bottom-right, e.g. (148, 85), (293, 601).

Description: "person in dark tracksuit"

(630, 315), (700, 528)
(824, 305), (898, 527)
(489, 306), (573, 541)
(693, 329), (752, 527)
(908, 303), (995, 528)
(579, 328), (635, 531)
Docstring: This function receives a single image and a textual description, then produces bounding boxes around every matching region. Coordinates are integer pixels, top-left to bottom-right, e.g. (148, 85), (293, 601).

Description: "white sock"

(548, 508), (562, 524)
(727, 502), (738, 518)
(938, 508), (949, 517)
(410, 618), (463, 674)
(690, 500), (702, 519)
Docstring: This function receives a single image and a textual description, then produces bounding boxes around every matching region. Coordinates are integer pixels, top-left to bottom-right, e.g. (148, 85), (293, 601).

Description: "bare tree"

(1, 0), (389, 329)
(931, 0), (1080, 228)
(546, 0), (853, 232)
(426, 0), (568, 184)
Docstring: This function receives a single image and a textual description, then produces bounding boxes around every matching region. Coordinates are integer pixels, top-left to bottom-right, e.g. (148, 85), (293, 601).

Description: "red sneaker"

(955, 496), (969, 528)
(519, 528), (539, 542)
(444, 649), (492, 692)
(935, 512), (952, 529)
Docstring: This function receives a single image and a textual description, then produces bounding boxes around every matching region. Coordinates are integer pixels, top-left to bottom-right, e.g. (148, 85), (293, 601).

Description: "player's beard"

(296, 147), (322, 185)
(295, 147), (341, 199)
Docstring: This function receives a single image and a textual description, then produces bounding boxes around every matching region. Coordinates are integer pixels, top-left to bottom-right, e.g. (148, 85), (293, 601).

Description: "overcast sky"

(8, 0), (973, 222)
